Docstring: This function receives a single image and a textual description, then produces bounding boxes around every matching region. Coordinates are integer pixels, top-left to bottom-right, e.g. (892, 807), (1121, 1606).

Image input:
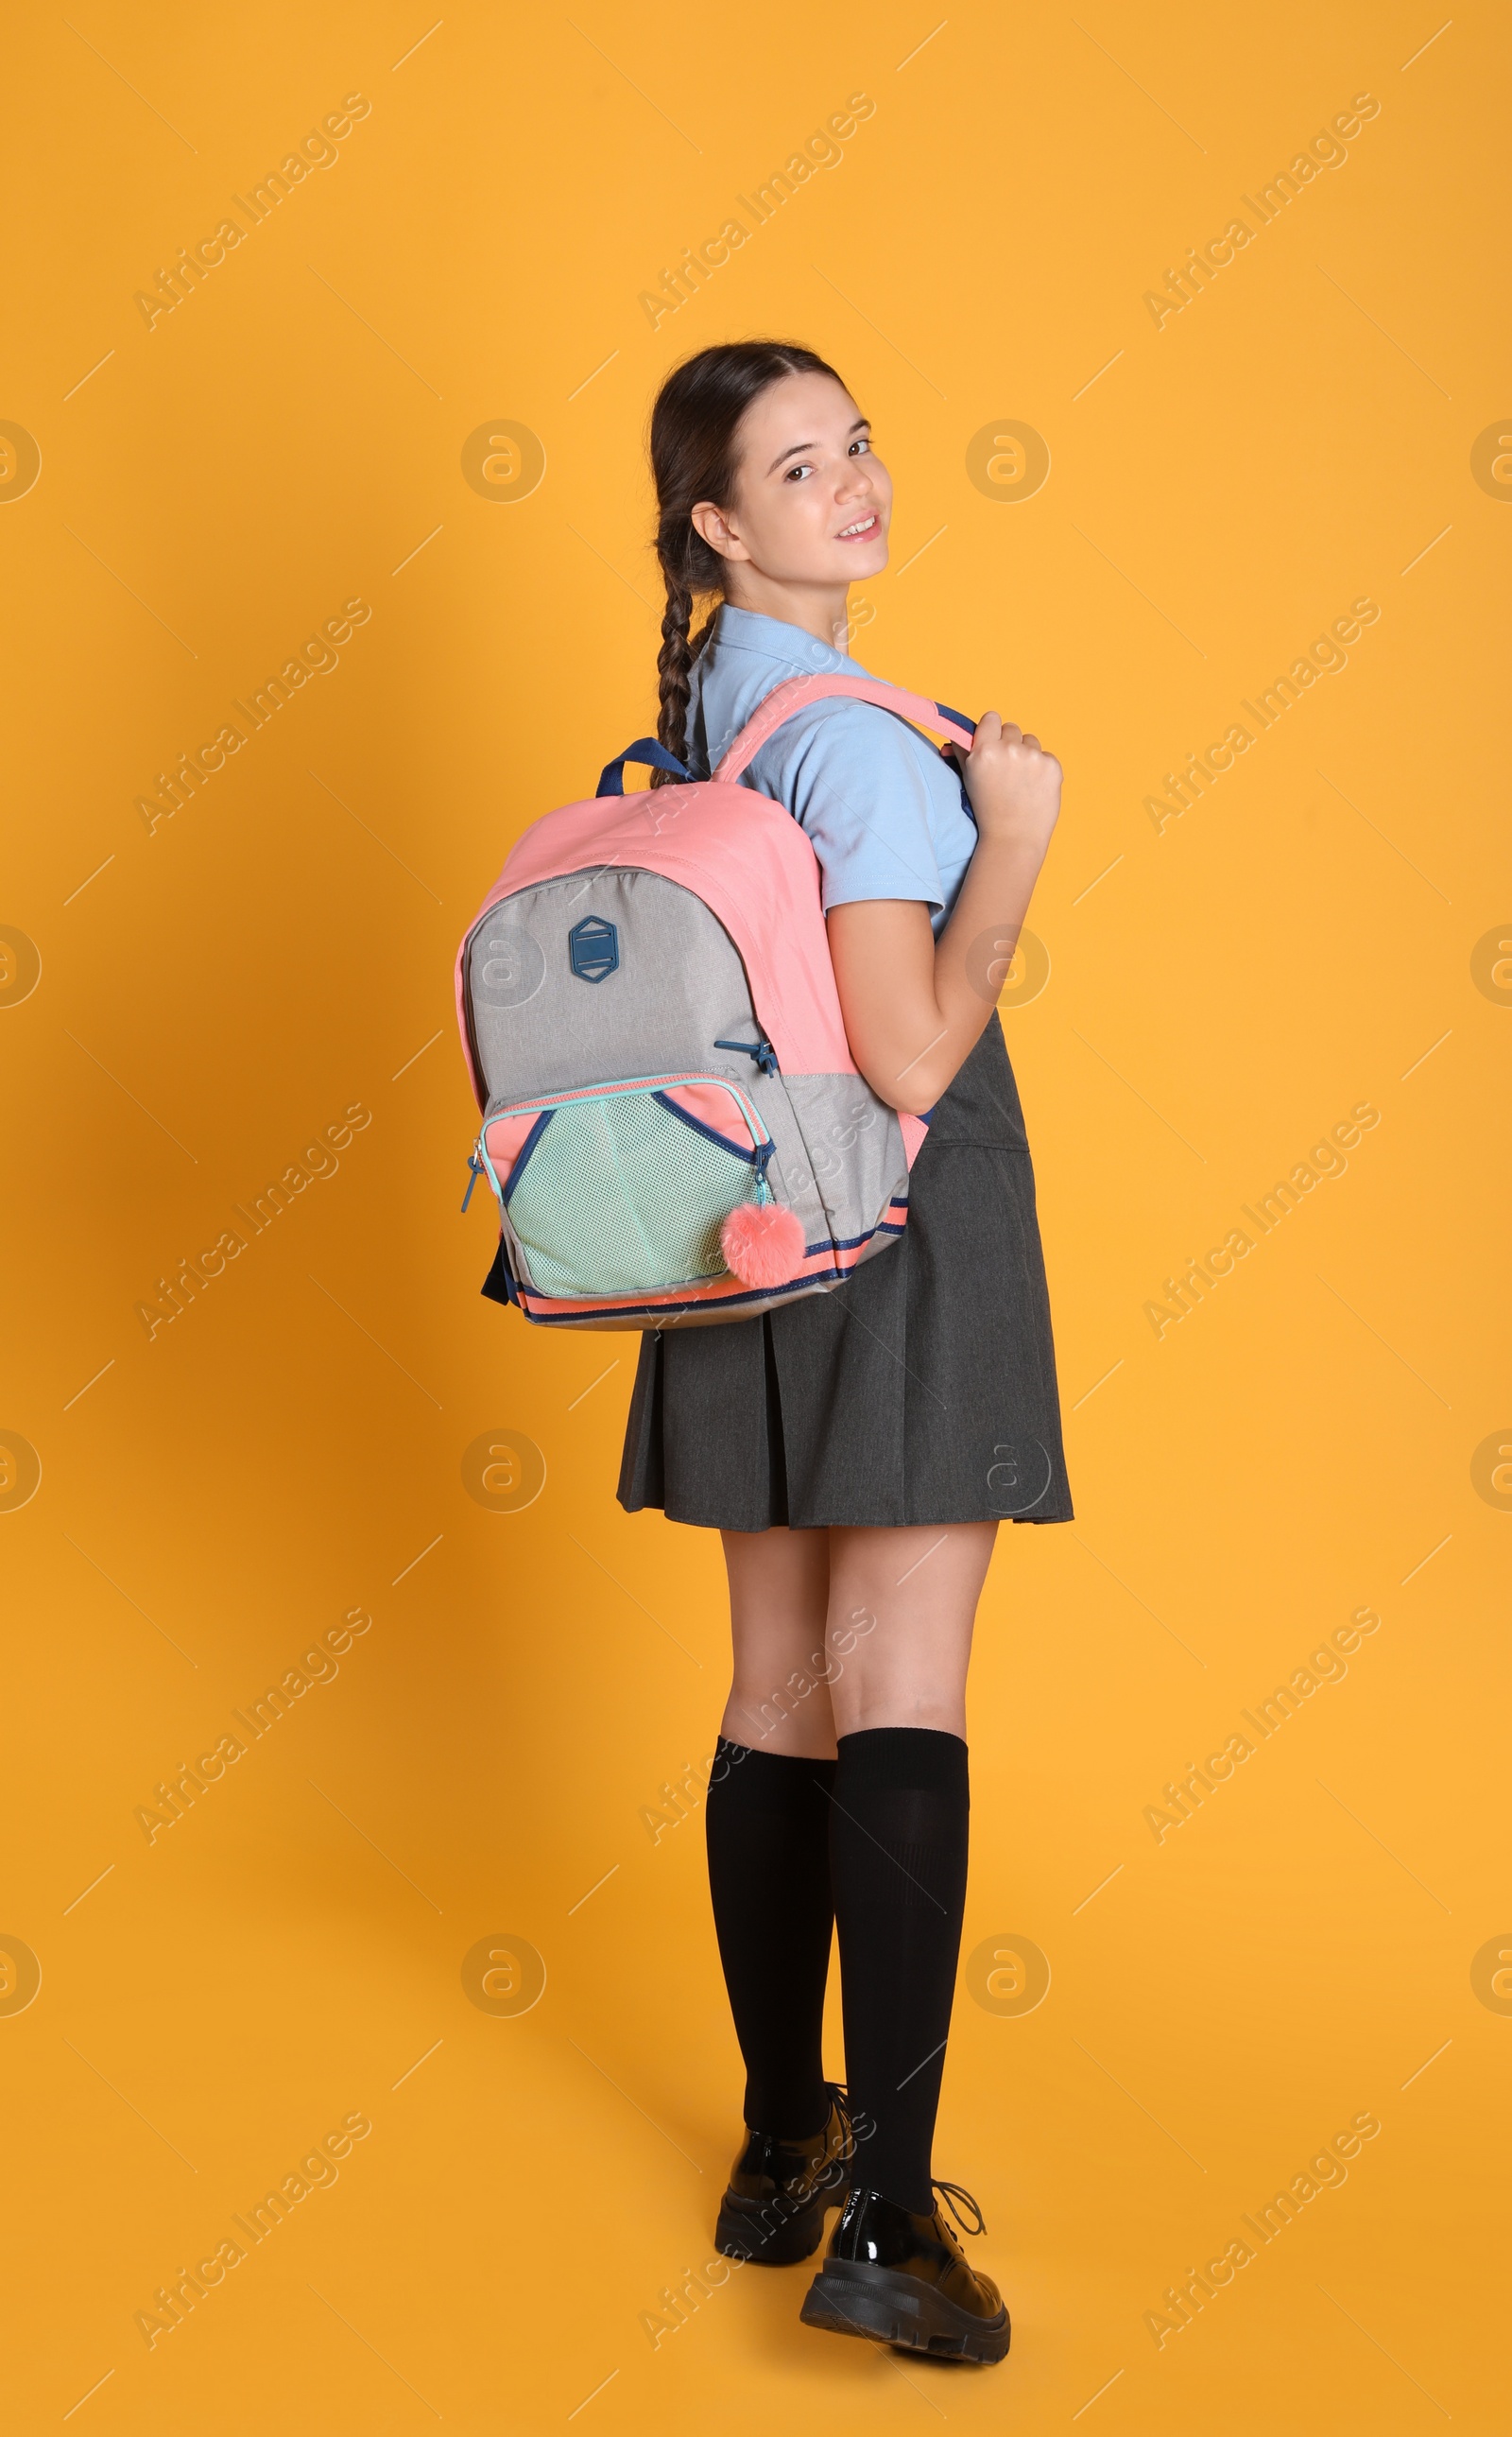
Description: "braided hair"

(648, 340), (844, 785)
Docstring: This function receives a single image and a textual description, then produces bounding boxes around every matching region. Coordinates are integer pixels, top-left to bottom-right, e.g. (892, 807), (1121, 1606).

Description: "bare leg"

(823, 1523), (998, 1737)
(719, 1525), (837, 1758)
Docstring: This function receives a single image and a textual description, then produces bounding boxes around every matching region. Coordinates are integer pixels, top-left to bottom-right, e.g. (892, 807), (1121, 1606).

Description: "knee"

(825, 1629), (968, 1738)
(730, 1648), (832, 1713)
(833, 1688), (968, 1737)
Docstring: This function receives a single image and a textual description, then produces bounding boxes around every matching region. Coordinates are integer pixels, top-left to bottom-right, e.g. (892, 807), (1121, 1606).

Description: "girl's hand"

(954, 712), (1062, 859)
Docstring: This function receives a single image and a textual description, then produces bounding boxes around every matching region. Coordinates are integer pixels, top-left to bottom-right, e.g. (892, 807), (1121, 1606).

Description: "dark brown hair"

(648, 340), (847, 782)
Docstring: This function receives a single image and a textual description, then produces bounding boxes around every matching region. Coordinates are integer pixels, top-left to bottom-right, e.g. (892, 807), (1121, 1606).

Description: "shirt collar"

(707, 602), (868, 678)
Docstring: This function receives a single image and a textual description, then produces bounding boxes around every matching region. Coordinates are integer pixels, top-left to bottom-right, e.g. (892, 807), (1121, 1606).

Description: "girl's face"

(693, 372), (892, 590)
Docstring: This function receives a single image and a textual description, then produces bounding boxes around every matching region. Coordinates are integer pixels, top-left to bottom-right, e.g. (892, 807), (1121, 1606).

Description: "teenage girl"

(618, 341), (1072, 2366)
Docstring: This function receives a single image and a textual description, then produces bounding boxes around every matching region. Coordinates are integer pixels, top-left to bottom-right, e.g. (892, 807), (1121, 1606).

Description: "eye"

(782, 460), (815, 482)
(849, 435), (872, 458)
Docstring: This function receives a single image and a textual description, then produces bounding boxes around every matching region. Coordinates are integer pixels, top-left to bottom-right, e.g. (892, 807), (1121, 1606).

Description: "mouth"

(833, 512), (879, 542)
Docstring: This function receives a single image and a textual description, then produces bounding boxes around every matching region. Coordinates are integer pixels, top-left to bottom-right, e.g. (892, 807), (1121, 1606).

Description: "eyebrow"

(765, 418), (869, 475)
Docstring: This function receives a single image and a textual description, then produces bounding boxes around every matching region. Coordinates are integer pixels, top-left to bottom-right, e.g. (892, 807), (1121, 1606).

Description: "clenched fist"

(952, 713), (1062, 860)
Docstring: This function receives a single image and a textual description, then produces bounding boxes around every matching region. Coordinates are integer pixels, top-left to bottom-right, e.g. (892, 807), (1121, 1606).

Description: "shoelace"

(932, 2179), (987, 2238)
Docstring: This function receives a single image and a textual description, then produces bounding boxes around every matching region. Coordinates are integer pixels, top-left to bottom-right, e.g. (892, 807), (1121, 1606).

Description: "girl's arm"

(826, 715), (1062, 1115)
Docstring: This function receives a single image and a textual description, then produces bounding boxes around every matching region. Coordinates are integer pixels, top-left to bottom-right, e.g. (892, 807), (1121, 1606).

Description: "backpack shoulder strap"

(711, 672), (975, 785)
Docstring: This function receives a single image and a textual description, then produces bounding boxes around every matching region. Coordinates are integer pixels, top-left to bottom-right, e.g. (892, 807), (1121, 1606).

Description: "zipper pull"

(461, 1149), (485, 1213)
(753, 1141), (774, 1204)
(714, 1034), (781, 1077)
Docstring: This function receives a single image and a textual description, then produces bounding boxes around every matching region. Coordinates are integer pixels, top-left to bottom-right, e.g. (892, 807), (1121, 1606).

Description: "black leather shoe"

(714, 2085), (854, 2265)
(800, 2179), (1010, 2363)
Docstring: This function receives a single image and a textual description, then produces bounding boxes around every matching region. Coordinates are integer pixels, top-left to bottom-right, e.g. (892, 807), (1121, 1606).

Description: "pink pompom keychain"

(721, 1197), (806, 1289)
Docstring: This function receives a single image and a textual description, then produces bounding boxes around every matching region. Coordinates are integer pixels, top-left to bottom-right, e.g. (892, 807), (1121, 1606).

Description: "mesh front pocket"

(500, 1083), (765, 1297)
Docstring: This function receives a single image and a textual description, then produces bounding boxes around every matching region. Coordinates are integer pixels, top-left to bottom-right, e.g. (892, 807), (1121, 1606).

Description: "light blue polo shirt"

(682, 605), (977, 937)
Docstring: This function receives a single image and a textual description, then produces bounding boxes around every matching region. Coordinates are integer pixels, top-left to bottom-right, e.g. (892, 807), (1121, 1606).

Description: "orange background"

(3, 2), (1508, 2429)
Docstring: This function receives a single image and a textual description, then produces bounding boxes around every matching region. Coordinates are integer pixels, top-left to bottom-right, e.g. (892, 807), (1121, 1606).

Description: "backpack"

(455, 672), (976, 1331)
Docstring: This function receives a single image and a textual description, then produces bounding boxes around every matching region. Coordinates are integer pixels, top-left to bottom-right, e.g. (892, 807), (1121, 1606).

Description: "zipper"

(472, 1070), (774, 1212)
(484, 1069), (769, 1143)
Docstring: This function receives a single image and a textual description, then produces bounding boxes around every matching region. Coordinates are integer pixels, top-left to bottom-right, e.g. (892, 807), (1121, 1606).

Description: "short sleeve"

(746, 700), (952, 916)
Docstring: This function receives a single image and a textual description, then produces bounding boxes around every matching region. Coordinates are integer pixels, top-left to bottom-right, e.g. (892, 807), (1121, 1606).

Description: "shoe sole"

(800, 2261), (1011, 2363)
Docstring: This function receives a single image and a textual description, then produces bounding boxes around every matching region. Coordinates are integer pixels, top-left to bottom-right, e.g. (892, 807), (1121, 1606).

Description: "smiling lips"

(834, 512), (879, 542)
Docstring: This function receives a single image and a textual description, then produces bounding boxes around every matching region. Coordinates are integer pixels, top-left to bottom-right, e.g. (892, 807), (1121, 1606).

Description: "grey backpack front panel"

(466, 865), (906, 1270)
(467, 868), (750, 1102)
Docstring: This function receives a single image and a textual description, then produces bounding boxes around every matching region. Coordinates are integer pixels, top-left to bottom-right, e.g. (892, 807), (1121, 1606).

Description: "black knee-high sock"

(829, 1727), (970, 2215)
(704, 1737), (836, 2139)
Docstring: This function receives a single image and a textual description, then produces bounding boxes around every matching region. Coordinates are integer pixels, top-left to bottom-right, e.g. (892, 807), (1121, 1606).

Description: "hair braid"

(653, 569), (696, 783)
(652, 533), (724, 785)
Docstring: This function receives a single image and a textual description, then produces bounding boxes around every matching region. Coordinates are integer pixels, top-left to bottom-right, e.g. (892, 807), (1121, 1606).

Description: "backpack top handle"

(596, 737), (692, 797)
(712, 673), (977, 786)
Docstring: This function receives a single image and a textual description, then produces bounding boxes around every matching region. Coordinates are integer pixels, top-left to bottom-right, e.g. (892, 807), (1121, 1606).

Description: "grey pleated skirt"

(616, 1014), (1074, 1530)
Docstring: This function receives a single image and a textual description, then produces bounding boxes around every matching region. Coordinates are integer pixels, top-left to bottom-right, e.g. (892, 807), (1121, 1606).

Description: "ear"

(690, 500), (750, 564)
